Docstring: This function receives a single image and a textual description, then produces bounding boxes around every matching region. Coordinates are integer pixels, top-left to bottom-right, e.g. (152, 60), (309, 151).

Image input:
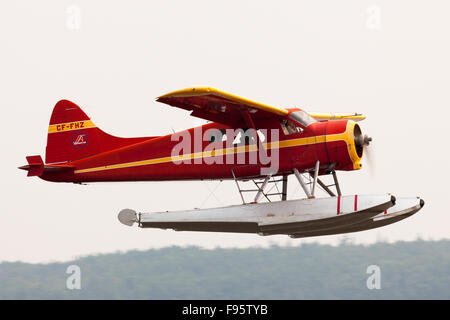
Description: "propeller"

(354, 132), (375, 176)
(363, 135), (376, 177)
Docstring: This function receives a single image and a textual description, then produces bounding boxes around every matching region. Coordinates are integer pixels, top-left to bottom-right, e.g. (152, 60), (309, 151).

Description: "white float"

(289, 197), (424, 238)
(119, 194), (400, 236)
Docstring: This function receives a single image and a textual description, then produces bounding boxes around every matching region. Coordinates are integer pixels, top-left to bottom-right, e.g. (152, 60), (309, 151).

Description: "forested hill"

(1, 240), (449, 299)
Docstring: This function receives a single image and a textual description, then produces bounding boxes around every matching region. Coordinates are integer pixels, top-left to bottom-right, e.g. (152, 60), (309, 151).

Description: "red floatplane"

(20, 87), (424, 237)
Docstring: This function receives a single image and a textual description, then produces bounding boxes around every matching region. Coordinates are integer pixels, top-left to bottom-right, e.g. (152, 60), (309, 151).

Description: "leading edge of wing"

(156, 87), (289, 116)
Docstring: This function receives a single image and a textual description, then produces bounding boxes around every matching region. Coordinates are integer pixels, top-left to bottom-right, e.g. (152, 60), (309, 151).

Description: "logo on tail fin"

(71, 131), (88, 149)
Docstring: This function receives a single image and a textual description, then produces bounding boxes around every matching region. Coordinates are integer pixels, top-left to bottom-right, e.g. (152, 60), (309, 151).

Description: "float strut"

(293, 168), (312, 198)
(332, 170), (342, 196)
(311, 160), (320, 197)
(281, 175), (288, 201)
(254, 174), (272, 203)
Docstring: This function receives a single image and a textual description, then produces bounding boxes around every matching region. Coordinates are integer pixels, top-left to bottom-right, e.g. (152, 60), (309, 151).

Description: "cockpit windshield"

(289, 110), (317, 127)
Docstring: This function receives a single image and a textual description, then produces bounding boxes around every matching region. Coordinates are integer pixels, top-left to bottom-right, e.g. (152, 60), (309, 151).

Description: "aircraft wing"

(308, 112), (366, 122)
(156, 87), (289, 127)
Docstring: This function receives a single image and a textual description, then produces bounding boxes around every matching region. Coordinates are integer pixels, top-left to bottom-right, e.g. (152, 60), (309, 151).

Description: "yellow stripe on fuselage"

(73, 131), (350, 174)
(48, 120), (96, 133)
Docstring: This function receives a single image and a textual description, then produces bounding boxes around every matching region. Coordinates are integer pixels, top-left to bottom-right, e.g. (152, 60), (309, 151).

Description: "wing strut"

(240, 109), (268, 160)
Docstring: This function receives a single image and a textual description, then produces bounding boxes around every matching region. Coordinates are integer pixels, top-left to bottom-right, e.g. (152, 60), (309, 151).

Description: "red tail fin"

(45, 100), (150, 164)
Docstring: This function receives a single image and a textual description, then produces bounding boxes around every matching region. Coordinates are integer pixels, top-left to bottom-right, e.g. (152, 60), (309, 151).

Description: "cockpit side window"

(280, 119), (302, 135)
(289, 110), (317, 127)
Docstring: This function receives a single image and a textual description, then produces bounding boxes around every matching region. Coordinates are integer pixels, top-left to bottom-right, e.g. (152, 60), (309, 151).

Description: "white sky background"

(0, 1), (449, 263)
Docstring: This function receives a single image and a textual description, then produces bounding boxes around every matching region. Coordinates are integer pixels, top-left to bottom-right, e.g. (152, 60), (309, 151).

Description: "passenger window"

(207, 129), (225, 143)
(232, 128), (255, 146)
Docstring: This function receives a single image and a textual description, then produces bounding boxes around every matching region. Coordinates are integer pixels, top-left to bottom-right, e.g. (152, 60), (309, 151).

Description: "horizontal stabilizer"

(19, 155), (74, 177)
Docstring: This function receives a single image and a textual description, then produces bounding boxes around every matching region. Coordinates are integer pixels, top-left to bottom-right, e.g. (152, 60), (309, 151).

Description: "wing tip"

(157, 87), (216, 100)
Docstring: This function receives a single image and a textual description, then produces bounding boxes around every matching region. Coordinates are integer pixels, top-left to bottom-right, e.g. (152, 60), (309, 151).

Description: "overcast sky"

(1, 1), (449, 263)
